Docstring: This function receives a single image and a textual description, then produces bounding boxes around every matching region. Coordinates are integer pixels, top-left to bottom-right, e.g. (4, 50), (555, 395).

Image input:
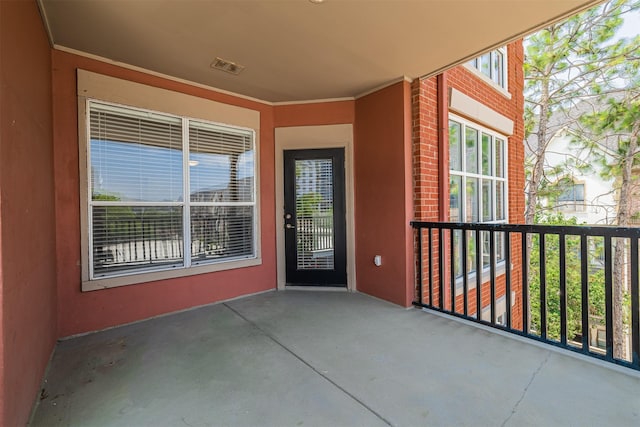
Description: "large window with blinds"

(87, 100), (256, 280)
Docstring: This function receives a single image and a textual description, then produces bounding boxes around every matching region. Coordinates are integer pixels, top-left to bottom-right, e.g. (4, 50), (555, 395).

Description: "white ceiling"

(38, 0), (603, 103)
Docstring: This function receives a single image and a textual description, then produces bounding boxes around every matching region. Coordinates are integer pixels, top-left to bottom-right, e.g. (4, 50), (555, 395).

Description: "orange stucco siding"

(0, 1), (57, 425)
(52, 50), (278, 337)
(354, 81), (415, 307)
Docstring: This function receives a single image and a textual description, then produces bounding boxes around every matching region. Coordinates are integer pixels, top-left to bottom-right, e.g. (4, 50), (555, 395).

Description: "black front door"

(284, 148), (347, 286)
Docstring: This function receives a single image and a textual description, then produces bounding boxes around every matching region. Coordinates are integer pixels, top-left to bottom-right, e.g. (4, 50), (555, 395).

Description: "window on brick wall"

(449, 115), (508, 277)
(468, 47), (507, 89)
(87, 100), (257, 281)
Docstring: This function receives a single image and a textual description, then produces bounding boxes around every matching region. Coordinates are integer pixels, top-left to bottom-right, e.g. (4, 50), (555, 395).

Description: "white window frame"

(449, 114), (509, 285)
(80, 99), (261, 291)
(464, 46), (510, 97)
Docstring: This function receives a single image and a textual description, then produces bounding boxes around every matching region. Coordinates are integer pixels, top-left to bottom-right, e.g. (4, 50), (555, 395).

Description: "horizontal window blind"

(87, 100), (256, 280)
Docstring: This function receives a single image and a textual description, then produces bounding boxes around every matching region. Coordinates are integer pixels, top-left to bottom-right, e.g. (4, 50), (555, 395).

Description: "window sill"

(461, 64), (512, 100)
(82, 257), (262, 292)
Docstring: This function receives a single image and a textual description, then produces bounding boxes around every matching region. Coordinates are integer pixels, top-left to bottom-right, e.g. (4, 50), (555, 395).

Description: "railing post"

(505, 232), (512, 329)
(522, 232), (529, 335)
(417, 227), (423, 306)
(476, 229), (482, 321)
(462, 229), (468, 317)
(559, 233), (567, 346)
(604, 235), (613, 360)
(539, 233), (547, 340)
(580, 234), (590, 353)
(428, 228), (434, 307)
(631, 237), (639, 368)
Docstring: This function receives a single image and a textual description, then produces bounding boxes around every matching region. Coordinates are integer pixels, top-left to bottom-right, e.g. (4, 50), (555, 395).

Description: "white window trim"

(463, 46), (511, 99)
(449, 113), (509, 225)
(449, 114), (509, 288)
(78, 72), (262, 292)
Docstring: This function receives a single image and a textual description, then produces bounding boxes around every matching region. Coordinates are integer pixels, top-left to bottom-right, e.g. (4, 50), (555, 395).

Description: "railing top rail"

(410, 221), (640, 238)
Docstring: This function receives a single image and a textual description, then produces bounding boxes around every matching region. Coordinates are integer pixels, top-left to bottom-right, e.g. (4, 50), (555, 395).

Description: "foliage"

(529, 213), (606, 341)
(524, 0), (640, 223)
(297, 192), (324, 216)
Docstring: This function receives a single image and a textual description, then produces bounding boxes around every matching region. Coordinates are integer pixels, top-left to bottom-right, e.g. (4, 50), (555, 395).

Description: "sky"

(617, 8), (640, 39)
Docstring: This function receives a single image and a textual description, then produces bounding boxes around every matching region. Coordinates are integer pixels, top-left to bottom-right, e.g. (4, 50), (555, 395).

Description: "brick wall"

(413, 41), (525, 329)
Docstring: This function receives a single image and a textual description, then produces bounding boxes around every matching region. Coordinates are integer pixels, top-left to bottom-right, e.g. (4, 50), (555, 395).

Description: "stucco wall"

(0, 1), (57, 425)
(354, 81), (415, 307)
(52, 50), (278, 337)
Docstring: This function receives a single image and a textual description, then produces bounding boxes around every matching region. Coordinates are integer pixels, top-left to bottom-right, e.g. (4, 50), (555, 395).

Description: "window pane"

(482, 133), (492, 175)
(454, 229), (463, 278)
(466, 230), (477, 275)
(575, 184), (585, 201)
(449, 121), (462, 171)
(496, 231), (506, 263)
(450, 175), (462, 221)
(482, 231), (490, 269)
(189, 123), (254, 203)
(492, 51), (504, 86)
(191, 205), (254, 263)
(496, 181), (505, 220)
(90, 106), (183, 202)
(482, 180), (493, 221)
(295, 158), (335, 271)
(466, 178), (479, 222)
(92, 206), (183, 277)
(465, 127), (479, 174)
(480, 53), (491, 77)
(495, 138), (504, 178)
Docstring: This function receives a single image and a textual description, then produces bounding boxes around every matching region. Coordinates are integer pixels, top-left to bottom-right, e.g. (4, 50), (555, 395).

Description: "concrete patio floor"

(31, 290), (640, 427)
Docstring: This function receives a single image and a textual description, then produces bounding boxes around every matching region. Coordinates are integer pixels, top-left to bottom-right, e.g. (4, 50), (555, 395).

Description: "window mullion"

(182, 118), (191, 268)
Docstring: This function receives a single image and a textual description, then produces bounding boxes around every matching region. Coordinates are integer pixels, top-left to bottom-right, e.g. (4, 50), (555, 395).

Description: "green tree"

(573, 93), (640, 358)
(524, 0), (638, 224)
(528, 213), (606, 342)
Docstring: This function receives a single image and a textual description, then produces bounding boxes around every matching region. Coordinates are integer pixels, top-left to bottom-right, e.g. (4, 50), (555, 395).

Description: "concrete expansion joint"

(500, 352), (551, 427)
(222, 303), (394, 427)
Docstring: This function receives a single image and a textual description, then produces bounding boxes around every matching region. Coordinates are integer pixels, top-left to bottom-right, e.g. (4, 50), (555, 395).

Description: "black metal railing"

(411, 221), (640, 371)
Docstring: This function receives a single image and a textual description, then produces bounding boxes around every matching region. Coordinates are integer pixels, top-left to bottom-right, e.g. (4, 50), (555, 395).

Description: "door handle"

(286, 224), (295, 229)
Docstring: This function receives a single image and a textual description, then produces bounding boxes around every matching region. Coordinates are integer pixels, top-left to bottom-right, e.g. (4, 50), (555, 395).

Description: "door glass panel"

(295, 159), (334, 270)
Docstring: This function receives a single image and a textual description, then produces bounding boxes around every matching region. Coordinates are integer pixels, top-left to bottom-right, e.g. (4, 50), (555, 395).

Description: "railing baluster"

(417, 227), (423, 306)
(490, 230), (496, 324)
(428, 228), (433, 307)
(580, 235), (589, 353)
(540, 233), (547, 340)
(631, 237), (639, 368)
(450, 229), (455, 313)
(439, 228), (445, 310)
(605, 235), (614, 360)
(505, 232), (512, 329)
(559, 233), (567, 346)
(476, 229), (482, 321)
(522, 231), (529, 335)
(462, 230), (468, 317)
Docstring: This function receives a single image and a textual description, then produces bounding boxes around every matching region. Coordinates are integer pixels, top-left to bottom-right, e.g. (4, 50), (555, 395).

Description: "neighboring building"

(528, 94), (640, 225)
(540, 128), (617, 224)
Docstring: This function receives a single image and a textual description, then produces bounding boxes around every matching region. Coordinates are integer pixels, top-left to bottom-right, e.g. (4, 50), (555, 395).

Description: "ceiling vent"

(210, 57), (245, 75)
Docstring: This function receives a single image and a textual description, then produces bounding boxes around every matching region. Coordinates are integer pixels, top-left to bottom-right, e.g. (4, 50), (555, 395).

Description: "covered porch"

(31, 290), (640, 426)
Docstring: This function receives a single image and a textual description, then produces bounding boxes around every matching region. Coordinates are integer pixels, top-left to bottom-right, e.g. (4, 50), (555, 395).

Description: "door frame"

(275, 124), (356, 291)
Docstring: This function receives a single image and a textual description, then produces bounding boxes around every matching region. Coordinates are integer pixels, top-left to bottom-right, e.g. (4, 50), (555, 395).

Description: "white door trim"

(275, 124), (356, 291)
